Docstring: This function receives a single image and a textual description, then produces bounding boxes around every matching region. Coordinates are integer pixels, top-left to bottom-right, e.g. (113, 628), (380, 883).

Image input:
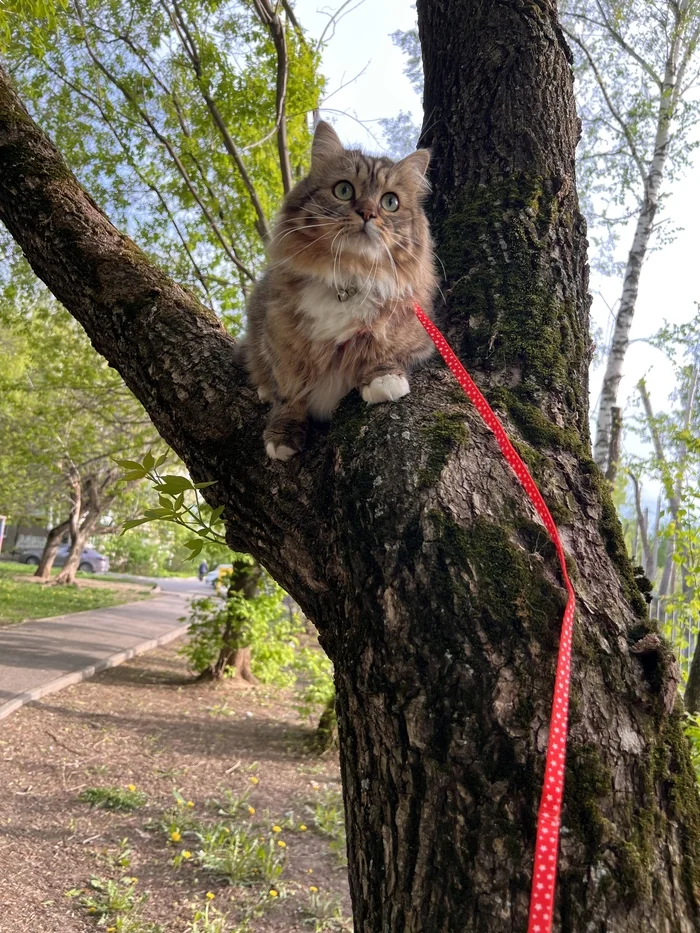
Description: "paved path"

(0, 581), (208, 721)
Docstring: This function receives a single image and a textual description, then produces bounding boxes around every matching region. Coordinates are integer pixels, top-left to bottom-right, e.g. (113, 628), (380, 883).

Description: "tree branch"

(562, 25), (648, 184)
(251, 0), (293, 193)
(163, 0), (272, 241)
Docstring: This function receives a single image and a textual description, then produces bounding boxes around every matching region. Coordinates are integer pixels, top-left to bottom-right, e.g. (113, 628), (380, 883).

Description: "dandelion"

(299, 824), (307, 831)
(309, 886), (318, 893)
(206, 892), (215, 900)
(186, 801), (195, 808)
(269, 889), (279, 898)
(223, 827), (230, 834)
(272, 825), (282, 833)
(130, 877), (138, 884)
(171, 831), (181, 842)
(249, 776), (259, 785)
(182, 850), (192, 859)
(248, 806), (256, 815)
(277, 840), (286, 848)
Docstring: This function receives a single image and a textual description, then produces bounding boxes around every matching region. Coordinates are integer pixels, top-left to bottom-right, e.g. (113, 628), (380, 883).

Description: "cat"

(243, 120), (437, 461)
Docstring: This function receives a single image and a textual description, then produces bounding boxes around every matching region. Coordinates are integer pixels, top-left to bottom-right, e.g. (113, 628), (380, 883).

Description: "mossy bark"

(1, 2), (700, 929)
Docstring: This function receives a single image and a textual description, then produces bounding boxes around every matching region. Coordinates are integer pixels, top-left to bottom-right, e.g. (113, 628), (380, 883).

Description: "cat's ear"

(395, 148), (431, 182)
(311, 121), (344, 167)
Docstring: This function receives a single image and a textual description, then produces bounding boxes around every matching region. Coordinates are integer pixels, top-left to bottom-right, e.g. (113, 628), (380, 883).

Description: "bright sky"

(295, 0), (700, 488)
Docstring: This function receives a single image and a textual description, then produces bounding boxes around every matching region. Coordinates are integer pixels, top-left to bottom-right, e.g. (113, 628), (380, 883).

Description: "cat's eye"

(381, 192), (400, 212)
(334, 181), (355, 201)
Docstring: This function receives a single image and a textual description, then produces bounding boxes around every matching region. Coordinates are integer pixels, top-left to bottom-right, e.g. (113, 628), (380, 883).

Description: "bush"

(180, 564), (303, 684)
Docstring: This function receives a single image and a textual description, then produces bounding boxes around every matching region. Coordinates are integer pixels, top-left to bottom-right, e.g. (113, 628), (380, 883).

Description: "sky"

(294, 0), (700, 494)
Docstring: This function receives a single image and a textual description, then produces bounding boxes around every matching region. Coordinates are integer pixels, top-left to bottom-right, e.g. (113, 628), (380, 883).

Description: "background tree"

(0, 0), (323, 320)
(4, 2), (700, 931)
(560, 0), (700, 470)
(0, 296), (163, 581)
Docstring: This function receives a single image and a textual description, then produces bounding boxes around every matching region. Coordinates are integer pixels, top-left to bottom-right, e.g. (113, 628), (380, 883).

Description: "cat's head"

(269, 121), (433, 290)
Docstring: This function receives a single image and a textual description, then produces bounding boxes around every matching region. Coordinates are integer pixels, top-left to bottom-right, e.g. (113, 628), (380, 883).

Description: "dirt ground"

(0, 640), (349, 932)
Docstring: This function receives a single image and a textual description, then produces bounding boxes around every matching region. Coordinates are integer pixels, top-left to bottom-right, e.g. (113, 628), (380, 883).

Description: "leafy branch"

(115, 452), (224, 560)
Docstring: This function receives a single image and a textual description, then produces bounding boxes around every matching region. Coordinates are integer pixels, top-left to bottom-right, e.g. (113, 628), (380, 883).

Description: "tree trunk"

(593, 30), (683, 470)
(2, 1), (700, 927)
(313, 693), (338, 754)
(686, 647), (700, 714)
(34, 518), (70, 580)
(53, 521), (96, 585)
(201, 557), (262, 682)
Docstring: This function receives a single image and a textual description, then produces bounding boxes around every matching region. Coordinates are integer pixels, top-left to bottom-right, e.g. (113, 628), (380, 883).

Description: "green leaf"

(120, 518), (151, 532)
(142, 450), (155, 470)
(121, 469), (148, 481)
(155, 453), (168, 468)
(114, 459), (147, 470)
(193, 480), (217, 490)
(143, 508), (175, 519)
(155, 475), (193, 493)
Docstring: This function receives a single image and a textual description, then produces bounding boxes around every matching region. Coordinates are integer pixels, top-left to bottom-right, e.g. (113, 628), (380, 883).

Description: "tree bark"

(2, 1), (700, 928)
(593, 12), (686, 470)
(34, 518), (70, 580)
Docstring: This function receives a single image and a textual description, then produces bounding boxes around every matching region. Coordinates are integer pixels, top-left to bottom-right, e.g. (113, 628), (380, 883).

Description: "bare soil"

(0, 639), (348, 932)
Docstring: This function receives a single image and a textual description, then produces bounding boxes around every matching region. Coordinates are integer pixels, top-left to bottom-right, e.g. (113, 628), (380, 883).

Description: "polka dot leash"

(414, 303), (576, 933)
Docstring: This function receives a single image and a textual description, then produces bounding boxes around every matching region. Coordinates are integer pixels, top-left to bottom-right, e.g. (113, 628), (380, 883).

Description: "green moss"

(432, 175), (588, 435)
(430, 512), (564, 648)
(565, 744), (612, 854)
(418, 411), (469, 486)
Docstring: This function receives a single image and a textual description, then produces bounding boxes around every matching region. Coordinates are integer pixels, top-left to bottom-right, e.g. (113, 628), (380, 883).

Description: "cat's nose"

(355, 201), (378, 222)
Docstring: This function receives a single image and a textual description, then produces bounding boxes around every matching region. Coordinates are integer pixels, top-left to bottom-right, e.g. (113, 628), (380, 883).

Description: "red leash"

(414, 303), (575, 933)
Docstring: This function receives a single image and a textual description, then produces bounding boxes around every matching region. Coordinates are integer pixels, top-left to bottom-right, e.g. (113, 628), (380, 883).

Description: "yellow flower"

(186, 801), (194, 808)
(247, 806), (256, 815)
(206, 892), (215, 901)
(307, 869), (313, 874)
(130, 878), (138, 884)
(299, 824), (307, 831)
(272, 825), (282, 833)
(269, 889), (278, 898)
(223, 827), (230, 834)
(171, 831), (181, 842)
(127, 784), (136, 792)
(277, 840), (286, 848)
(249, 776), (259, 785)
(182, 850), (192, 859)
(107, 928), (116, 932)
(309, 886), (318, 893)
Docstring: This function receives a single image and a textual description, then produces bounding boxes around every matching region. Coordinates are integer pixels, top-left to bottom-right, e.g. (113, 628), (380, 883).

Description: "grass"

(79, 786), (149, 812)
(308, 789), (347, 867)
(0, 561), (152, 625)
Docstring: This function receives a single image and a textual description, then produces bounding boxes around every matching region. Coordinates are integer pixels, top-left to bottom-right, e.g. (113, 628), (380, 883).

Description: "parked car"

(19, 545), (110, 574)
(205, 564), (232, 587)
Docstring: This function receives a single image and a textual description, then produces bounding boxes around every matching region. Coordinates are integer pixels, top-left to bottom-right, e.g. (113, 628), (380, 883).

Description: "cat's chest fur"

(297, 275), (404, 344)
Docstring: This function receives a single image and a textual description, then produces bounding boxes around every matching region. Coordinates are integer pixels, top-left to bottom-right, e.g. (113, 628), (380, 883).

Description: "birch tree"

(562, 0), (700, 471)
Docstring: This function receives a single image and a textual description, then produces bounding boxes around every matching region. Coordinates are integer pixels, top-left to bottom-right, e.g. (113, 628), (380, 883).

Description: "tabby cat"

(243, 120), (437, 460)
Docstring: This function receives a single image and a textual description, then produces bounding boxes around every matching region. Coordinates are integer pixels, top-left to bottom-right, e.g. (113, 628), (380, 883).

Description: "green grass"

(79, 786), (148, 812)
(0, 563), (152, 625)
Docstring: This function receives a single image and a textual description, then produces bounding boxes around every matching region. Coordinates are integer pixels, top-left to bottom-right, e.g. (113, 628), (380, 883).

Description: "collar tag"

(337, 284), (358, 302)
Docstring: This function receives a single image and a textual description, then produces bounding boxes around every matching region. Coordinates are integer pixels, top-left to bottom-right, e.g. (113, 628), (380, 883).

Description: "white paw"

(266, 441), (297, 461)
(361, 374), (410, 405)
(257, 386), (273, 402)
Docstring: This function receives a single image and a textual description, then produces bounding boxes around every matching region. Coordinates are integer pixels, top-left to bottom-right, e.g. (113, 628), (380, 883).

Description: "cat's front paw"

(361, 374), (410, 405)
(265, 441), (298, 461)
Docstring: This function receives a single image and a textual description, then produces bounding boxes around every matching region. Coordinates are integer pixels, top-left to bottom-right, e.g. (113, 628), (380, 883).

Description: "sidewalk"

(0, 592), (192, 721)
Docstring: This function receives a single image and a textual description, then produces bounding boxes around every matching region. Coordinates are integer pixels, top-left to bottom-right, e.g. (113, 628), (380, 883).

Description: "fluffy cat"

(243, 120), (437, 460)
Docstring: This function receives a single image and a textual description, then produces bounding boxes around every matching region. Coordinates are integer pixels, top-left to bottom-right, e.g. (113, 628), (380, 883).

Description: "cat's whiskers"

(270, 221), (339, 250)
(330, 228), (347, 296)
(268, 229), (338, 270)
